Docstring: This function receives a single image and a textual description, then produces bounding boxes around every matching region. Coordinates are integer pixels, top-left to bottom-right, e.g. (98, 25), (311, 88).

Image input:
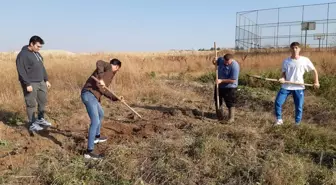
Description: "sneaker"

(84, 152), (103, 160)
(29, 123), (44, 132)
(274, 119), (283, 126)
(94, 136), (107, 144)
(35, 118), (52, 127)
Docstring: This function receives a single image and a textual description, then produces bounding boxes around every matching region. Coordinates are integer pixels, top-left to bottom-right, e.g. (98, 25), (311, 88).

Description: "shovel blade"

(216, 107), (225, 121)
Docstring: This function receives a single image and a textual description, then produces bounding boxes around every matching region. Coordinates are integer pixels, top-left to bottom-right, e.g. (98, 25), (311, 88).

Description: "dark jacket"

(15, 45), (48, 86)
(82, 60), (118, 102)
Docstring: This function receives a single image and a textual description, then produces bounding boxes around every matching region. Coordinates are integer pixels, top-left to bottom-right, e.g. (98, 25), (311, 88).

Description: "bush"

(196, 72), (216, 83)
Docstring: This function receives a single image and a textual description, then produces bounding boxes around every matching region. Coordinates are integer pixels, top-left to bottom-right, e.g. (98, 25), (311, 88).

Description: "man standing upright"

(274, 42), (320, 125)
(213, 53), (240, 123)
(16, 35), (52, 132)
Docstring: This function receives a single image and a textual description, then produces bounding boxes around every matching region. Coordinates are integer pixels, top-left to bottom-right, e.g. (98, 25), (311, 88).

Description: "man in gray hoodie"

(16, 35), (52, 132)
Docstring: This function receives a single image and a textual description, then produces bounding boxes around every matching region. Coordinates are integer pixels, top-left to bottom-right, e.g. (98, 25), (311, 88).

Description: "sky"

(0, 0), (335, 52)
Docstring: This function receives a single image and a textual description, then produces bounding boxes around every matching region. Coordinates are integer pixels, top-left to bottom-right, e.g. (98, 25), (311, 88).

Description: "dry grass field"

(0, 49), (336, 185)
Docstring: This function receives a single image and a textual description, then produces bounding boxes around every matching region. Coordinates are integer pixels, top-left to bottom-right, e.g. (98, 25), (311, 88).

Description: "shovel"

(247, 74), (314, 86)
(214, 42), (224, 120)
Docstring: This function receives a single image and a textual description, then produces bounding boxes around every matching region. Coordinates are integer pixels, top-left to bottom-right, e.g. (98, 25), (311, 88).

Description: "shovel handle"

(90, 76), (142, 118)
(214, 42), (220, 110)
(247, 74), (314, 86)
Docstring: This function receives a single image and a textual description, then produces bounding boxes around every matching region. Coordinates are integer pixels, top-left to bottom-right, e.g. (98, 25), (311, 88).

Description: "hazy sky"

(0, 0), (335, 52)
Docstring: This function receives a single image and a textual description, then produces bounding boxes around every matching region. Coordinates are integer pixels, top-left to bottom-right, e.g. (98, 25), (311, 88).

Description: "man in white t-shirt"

(274, 42), (320, 125)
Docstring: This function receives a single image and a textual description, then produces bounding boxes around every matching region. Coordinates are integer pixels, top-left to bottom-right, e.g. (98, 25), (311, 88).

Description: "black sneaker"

(84, 152), (103, 160)
(94, 136), (108, 144)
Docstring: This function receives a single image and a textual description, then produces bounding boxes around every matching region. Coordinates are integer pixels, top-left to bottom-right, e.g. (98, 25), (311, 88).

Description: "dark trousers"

(20, 81), (48, 124)
(214, 86), (237, 109)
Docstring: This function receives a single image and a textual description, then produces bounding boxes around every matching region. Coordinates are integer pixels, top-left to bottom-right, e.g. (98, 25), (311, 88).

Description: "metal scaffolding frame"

(235, 2), (336, 50)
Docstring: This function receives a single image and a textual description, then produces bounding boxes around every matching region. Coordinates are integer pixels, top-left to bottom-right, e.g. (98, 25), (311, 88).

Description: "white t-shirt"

(281, 56), (315, 90)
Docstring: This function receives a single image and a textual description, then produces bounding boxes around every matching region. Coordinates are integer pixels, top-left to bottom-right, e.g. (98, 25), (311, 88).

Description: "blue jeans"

(81, 90), (104, 151)
(275, 88), (304, 123)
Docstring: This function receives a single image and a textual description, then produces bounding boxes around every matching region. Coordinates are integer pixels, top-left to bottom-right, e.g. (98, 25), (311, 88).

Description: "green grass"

(196, 71), (216, 83)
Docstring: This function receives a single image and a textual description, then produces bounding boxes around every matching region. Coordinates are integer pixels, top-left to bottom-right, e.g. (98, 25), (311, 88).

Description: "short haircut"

(290, 42), (300, 48)
(223, 53), (234, 61)
(110, 58), (122, 67)
(29, 35), (44, 45)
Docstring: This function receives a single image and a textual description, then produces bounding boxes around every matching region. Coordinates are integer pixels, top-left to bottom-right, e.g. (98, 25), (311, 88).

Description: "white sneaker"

(29, 123), (44, 132)
(274, 119), (283, 126)
(94, 136), (108, 144)
(84, 152), (103, 160)
(35, 118), (52, 127)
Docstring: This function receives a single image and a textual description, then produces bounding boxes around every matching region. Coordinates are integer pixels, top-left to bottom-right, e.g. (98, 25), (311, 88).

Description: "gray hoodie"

(16, 45), (48, 86)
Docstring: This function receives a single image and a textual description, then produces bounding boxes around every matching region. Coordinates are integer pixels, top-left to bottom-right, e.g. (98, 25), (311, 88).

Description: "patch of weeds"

(167, 72), (192, 81)
(0, 139), (13, 152)
(34, 148), (137, 185)
(284, 125), (336, 152)
(140, 138), (196, 185)
(238, 74), (250, 86)
(310, 74), (336, 105)
(140, 97), (159, 104)
(0, 176), (8, 185)
(270, 124), (336, 169)
(243, 71), (281, 92)
(7, 115), (25, 126)
(307, 167), (336, 185)
(196, 72), (215, 83)
(177, 72), (191, 81)
(186, 133), (206, 160)
(0, 110), (25, 126)
(146, 71), (156, 79)
(0, 140), (9, 147)
(260, 153), (309, 185)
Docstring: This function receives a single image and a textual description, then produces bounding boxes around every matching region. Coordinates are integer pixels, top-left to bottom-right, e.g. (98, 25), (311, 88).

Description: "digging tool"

(214, 42), (224, 120)
(91, 76), (142, 119)
(247, 74), (314, 86)
(215, 42), (219, 109)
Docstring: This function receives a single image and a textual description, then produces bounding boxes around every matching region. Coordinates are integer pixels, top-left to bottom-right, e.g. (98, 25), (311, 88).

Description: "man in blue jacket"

(213, 53), (240, 123)
(16, 36), (52, 132)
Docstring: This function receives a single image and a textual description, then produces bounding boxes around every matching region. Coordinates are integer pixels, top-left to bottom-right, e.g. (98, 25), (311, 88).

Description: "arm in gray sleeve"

(16, 54), (31, 86)
(42, 65), (48, 81)
(38, 53), (48, 81)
